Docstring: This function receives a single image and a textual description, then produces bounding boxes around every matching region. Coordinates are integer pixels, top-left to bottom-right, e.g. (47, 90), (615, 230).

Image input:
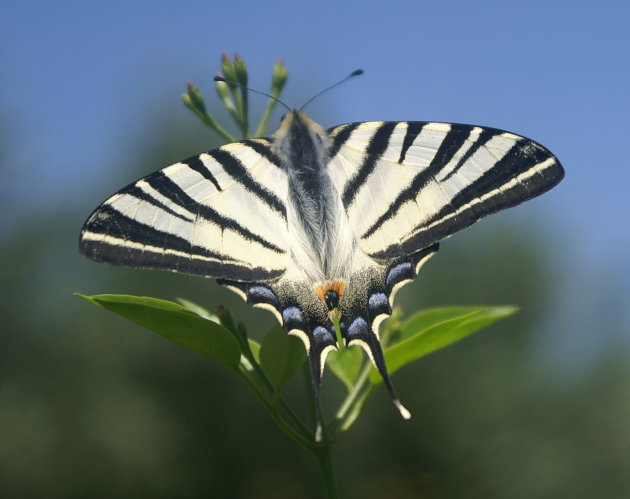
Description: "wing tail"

(341, 315), (411, 419)
(339, 244), (439, 418)
(219, 278), (338, 403)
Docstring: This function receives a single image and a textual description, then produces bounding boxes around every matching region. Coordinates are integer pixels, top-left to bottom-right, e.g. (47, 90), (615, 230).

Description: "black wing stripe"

(145, 172), (284, 253)
(342, 122), (398, 208)
(118, 184), (193, 222)
(244, 139), (284, 171)
(207, 148), (286, 219)
(81, 206), (283, 281)
(430, 141), (562, 224)
(81, 205), (232, 261)
(328, 122), (361, 159)
(370, 142), (564, 259)
(397, 122), (425, 163)
(440, 128), (495, 182)
(451, 140), (551, 200)
(82, 242), (278, 281)
(183, 155), (222, 191)
(362, 126), (471, 239)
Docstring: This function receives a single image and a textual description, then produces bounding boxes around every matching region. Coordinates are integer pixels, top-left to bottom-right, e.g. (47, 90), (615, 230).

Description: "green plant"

(77, 54), (517, 498)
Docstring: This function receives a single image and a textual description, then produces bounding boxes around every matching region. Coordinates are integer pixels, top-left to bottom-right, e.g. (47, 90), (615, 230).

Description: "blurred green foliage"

(1, 95), (629, 499)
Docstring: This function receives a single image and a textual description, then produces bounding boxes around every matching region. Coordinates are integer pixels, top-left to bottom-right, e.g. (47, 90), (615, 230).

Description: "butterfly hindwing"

(218, 240), (439, 415)
(337, 244), (439, 418)
(80, 138), (290, 282)
(218, 276), (337, 393)
(327, 121), (564, 260)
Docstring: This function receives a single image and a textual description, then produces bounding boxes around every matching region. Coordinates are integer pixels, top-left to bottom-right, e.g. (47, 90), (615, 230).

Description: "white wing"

(326, 121), (564, 259)
(80, 138), (290, 282)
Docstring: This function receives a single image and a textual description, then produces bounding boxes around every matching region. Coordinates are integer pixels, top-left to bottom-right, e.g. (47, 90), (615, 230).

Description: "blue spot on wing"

(385, 262), (414, 289)
(368, 292), (390, 317)
(282, 306), (305, 330)
(248, 285), (279, 307)
(313, 326), (335, 343)
(368, 292), (388, 308)
(347, 317), (369, 340)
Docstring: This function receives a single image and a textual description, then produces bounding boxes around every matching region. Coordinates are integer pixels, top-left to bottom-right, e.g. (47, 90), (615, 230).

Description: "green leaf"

(248, 339), (261, 364)
(175, 297), (218, 322)
(327, 346), (363, 391)
(370, 306), (518, 383)
(259, 325), (306, 391)
(76, 293), (241, 369)
(398, 306), (491, 342)
(237, 339), (261, 374)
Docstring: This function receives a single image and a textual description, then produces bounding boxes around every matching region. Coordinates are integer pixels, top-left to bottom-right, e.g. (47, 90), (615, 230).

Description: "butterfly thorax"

(273, 111), (355, 298)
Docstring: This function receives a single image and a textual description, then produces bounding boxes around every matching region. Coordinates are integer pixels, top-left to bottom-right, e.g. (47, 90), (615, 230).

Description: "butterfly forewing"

(80, 138), (290, 282)
(327, 121), (564, 260)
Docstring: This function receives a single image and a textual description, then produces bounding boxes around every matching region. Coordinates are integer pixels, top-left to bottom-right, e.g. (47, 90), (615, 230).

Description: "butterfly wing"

(320, 121), (563, 415)
(327, 121), (565, 259)
(80, 138), (290, 282)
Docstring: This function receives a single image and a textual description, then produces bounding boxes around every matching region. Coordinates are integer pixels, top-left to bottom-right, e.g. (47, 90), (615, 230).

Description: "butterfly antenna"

(299, 69), (364, 111)
(213, 75), (291, 112)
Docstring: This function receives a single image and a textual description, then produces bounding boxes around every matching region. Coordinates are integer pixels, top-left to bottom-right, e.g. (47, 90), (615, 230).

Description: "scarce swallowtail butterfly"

(79, 79), (564, 419)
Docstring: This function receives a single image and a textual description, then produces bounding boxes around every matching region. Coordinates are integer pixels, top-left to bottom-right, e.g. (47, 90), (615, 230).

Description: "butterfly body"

(80, 109), (564, 418)
(278, 111), (355, 289)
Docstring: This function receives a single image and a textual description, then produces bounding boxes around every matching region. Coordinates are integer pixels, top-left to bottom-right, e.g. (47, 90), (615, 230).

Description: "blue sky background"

(2, 3), (630, 495)
(2, 1), (628, 368)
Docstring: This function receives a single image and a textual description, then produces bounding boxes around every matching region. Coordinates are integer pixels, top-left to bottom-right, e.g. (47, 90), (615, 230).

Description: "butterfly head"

(275, 110), (326, 142)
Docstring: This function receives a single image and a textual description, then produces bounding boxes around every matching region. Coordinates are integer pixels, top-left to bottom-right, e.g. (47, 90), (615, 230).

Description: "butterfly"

(80, 106), (564, 418)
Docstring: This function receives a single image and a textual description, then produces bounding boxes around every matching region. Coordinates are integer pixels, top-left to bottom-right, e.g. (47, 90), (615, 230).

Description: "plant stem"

(328, 362), (383, 440)
(191, 108), (236, 143)
(239, 84), (249, 138)
(254, 98), (277, 137)
(332, 363), (371, 424)
(315, 441), (339, 499)
(238, 342), (312, 440)
(237, 369), (314, 450)
(302, 360), (339, 497)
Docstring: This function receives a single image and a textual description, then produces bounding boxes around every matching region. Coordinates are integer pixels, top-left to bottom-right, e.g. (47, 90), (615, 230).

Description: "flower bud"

(185, 81), (207, 114)
(233, 53), (248, 87)
(220, 52), (238, 83)
(214, 73), (237, 114)
(272, 58), (288, 96)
